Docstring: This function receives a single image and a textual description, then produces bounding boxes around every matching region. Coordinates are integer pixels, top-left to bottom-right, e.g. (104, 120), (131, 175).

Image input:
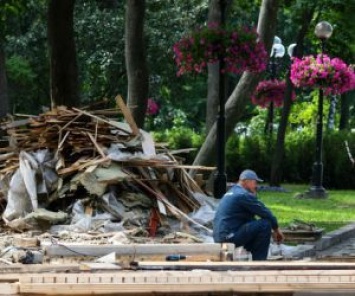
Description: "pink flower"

(173, 24), (267, 76)
(146, 98), (159, 116)
(251, 79), (296, 108)
(290, 54), (355, 95)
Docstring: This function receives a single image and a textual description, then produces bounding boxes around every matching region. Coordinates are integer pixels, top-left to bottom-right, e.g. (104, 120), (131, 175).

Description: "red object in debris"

(148, 208), (160, 237)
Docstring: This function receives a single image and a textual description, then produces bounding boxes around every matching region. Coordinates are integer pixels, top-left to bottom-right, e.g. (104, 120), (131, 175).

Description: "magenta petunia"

(290, 55), (355, 95)
(173, 24), (267, 76)
(146, 98), (159, 116)
(251, 79), (296, 108)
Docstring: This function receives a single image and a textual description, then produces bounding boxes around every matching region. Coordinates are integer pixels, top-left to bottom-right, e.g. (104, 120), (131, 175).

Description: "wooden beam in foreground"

(0, 283), (19, 295)
(134, 260), (355, 271)
(19, 270), (355, 295)
(44, 243), (234, 260)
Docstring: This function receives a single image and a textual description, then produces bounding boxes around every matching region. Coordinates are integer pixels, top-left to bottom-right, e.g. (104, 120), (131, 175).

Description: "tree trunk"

(327, 94), (337, 130)
(192, 0), (279, 171)
(339, 92), (352, 130)
(0, 43), (9, 118)
(125, 0), (149, 129)
(48, 0), (79, 108)
(269, 74), (293, 186)
(269, 7), (315, 186)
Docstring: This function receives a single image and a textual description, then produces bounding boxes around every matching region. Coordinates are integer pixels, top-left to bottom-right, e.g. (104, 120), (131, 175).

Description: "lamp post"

(306, 21), (333, 199)
(265, 38), (296, 136)
(214, 0), (227, 199)
(265, 37), (285, 136)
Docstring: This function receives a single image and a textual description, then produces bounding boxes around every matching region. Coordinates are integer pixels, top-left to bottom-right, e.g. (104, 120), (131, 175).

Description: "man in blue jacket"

(213, 169), (284, 260)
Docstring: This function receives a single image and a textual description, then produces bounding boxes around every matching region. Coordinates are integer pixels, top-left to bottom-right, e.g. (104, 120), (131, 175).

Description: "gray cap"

(239, 169), (263, 182)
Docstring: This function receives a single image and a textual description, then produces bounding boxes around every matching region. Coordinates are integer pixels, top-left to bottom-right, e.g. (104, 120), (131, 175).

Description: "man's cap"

(239, 169), (263, 182)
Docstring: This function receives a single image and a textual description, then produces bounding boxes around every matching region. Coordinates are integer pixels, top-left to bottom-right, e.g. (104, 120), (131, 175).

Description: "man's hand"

(272, 228), (285, 244)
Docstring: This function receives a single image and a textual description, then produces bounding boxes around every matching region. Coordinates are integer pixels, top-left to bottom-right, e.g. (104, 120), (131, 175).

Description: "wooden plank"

(135, 260), (355, 271)
(0, 263), (81, 275)
(79, 263), (122, 271)
(12, 237), (40, 248)
(86, 132), (106, 158)
(1, 119), (30, 130)
(115, 95), (140, 136)
(19, 270), (355, 295)
(0, 283), (19, 295)
(44, 243), (234, 258)
(317, 256), (355, 262)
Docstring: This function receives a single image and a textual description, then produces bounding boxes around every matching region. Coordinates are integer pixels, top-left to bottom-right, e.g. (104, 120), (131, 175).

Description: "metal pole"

(265, 52), (276, 136)
(213, 0), (227, 199)
(307, 38), (327, 198)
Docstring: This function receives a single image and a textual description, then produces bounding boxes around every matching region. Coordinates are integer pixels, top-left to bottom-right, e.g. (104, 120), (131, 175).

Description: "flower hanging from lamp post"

(263, 37), (296, 136)
(300, 21), (333, 199)
(290, 21), (355, 199)
(173, 24), (268, 76)
(290, 54), (355, 95)
(173, 3), (267, 198)
(252, 79), (296, 108)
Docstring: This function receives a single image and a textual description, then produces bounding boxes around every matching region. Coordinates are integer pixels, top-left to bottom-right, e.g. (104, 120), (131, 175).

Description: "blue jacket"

(213, 184), (279, 242)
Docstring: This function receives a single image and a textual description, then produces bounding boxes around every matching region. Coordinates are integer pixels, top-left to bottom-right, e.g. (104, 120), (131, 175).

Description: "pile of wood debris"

(0, 96), (216, 244)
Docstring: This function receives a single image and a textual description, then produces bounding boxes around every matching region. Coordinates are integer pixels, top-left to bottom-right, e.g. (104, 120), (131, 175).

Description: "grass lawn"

(258, 184), (355, 233)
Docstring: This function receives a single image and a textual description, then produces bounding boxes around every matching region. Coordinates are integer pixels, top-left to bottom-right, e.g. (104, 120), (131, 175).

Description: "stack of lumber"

(2, 264), (355, 295)
(0, 96), (214, 237)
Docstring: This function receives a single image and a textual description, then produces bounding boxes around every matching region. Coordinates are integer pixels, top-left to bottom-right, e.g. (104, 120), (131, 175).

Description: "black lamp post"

(265, 37), (285, 136)
(213, 0), (227, 199)
(265, 38), (296, 136)
(306, 21), (333, 199)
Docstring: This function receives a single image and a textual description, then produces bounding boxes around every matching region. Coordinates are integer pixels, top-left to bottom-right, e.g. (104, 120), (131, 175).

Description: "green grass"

(258, 184), (355, 233)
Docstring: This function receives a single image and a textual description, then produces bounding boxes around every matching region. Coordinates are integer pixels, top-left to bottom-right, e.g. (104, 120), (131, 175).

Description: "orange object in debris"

(148, 208), (160, 237)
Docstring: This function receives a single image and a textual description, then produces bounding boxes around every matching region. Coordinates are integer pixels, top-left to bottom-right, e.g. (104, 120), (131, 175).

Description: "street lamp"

(265, 37), (285, 136)
(214, 0), (227, 199)
(265, 38), (296, 136)
(306, 21), (333, 199)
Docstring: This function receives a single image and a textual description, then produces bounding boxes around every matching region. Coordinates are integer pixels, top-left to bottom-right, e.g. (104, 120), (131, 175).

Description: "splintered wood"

(0, 97), (214, 236)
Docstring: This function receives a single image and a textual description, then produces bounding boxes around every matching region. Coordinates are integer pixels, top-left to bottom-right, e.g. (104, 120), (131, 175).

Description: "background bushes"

(228, 130), (355, 189)
(155, 128), (355, 189)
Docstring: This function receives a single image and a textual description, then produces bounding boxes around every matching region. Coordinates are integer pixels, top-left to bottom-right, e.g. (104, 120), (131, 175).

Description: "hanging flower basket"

(173, 23), (268, 76)
(251, 79), (296, 108)
(290, 54), (355, 95)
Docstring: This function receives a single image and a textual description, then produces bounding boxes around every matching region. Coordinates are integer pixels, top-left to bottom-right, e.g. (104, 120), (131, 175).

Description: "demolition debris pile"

(0, 99), (216, 242)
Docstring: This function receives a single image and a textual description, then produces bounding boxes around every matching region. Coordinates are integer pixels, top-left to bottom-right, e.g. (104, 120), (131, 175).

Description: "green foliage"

(314, 0), (355, 61)
(6, 55), (35, 83)
(283, 128), (314, 182)
(0, 0), (26, 37)
(2, 0), (354, 149)
(152, 127), (204, 164)
(323, 131), (355, 189)
(145, 0), (209, 131)
(74, 0), (126, 103)
(247, 112), (267, 135)
(146, 77), (206, 132)
(229, 0), (261, 27)
(225, 129), (355, 189)
(226, 133), (271, 181)
(5, 55), (46, 113)
(5, 1), (49, 114)
(225, 134), (242, 178)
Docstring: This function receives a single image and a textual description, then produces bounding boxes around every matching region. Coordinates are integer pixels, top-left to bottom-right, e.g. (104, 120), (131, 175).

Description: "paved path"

(292, 222), (355, 259)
